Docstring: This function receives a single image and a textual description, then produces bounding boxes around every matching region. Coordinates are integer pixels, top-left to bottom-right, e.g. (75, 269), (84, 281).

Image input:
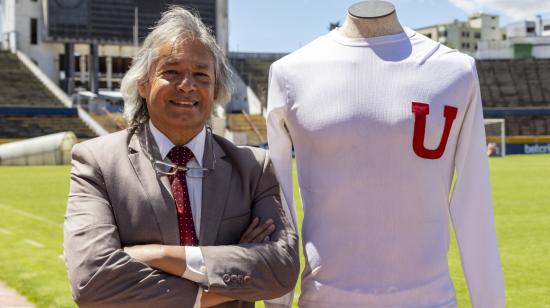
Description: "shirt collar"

(148, 120), (206, 167)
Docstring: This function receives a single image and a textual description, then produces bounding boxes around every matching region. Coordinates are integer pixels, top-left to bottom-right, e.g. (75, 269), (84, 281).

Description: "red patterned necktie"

(167, 146), (199, 246)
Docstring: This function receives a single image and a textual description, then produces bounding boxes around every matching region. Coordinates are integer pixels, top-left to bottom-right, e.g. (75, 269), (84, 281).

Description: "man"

(64, 7), (299, 308)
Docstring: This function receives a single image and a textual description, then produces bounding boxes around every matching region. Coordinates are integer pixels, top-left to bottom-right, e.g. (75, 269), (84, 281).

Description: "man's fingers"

(247, 220), (275, 243)
(240, 217), (259, 242)
(252, 223), (275, 242)
(240, 217), (260, 243)
(239, 218), (275, 243)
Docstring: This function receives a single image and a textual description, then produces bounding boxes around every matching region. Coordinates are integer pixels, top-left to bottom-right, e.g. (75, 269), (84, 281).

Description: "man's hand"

(239, 217), (275, 244)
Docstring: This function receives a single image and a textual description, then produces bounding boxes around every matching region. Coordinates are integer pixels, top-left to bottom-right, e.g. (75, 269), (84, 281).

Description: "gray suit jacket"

(64, 124), (299, 307)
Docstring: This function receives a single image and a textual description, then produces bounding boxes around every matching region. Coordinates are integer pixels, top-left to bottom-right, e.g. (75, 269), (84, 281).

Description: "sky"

(228, 0), (550, 53)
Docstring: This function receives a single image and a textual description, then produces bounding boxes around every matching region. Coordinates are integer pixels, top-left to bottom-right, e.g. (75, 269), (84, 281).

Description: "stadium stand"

(3, 48), (548, 149)
(478, 59), (550, 107)
(91, 113), (128, 134)
(226, 53), (284, 146)
(229, 52), (286, 109)
(0, 115), (96, 139)
(0, 50), (97, 141)
(0, 51), (64, 107)
(226, 113), (267, 146)
(477, 59), (550, 137)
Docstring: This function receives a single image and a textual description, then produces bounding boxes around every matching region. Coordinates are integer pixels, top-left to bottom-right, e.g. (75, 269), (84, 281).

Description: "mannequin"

(339, 0), (404, 38)
(266, 1), (505, 306)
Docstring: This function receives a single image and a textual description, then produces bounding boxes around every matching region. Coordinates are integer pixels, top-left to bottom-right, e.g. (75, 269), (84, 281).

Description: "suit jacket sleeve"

(64, 142), (199, 307)
(200, 150), (300, 302)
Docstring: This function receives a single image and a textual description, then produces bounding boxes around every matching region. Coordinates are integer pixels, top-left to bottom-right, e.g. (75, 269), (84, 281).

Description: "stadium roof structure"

(43, 0), (217, 44)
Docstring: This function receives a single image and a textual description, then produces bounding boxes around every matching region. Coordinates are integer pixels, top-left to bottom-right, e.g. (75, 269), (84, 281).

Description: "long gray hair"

(120, 6), (232, 127)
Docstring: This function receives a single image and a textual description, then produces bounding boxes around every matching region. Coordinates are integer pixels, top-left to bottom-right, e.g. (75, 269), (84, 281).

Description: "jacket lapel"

(199, 133), (232, 245)
(127, 125), (180, 245)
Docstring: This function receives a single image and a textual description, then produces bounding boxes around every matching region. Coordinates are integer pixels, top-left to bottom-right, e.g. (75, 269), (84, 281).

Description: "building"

(0, 0), (228, 92)
(477, 18), (550, 59)
(416, 13), (502, 55)
(506, 20), (537, 38)
(477, 36), (550, 59)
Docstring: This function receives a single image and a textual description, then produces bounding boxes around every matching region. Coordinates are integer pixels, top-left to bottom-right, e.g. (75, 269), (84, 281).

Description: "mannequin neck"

(339, 2), (404, 38)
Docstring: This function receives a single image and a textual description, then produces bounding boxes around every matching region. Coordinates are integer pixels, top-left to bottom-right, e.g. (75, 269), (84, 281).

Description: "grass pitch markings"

(0, 203), (62, 228)
(23, 239), (45, 248)
(0, 227), (13, 235)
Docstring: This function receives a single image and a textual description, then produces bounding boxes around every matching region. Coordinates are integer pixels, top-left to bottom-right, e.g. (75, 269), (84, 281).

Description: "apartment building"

(416, 13), (502, 55)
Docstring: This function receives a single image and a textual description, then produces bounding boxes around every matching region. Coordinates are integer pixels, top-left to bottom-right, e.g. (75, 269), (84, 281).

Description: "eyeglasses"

(151, 160), (211, 178)
(144, 125), (216, 178)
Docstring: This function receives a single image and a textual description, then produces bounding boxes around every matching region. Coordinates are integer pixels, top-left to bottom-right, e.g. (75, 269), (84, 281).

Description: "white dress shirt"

(151, 121), (295, 308)
(149, 121), (208, 306)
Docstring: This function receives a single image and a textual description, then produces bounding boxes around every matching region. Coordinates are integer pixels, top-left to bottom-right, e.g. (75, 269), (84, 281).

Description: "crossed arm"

(125, 217), (277, 307)
(64, 143), (299, 307)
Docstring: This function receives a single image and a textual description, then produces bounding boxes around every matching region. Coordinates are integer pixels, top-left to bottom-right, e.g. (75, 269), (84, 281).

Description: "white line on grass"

(0, 227), (13, 235)
(0, 203), (62, 228)
(23, 239), (45, 248)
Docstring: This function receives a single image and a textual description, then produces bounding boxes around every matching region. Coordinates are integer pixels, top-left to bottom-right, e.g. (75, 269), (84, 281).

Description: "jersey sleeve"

(266, 61), (297, 231)
(449, 56), (505, 308)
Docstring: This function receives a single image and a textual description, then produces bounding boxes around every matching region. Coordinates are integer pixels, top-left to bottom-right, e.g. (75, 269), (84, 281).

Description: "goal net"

(484, 118), (506, 157)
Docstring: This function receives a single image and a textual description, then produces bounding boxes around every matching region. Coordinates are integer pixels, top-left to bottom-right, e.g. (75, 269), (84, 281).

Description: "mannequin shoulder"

(412, 32), (475, 73)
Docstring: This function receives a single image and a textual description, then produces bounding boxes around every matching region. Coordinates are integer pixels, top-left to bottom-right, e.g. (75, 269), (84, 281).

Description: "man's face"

(139, 39), (216, 139)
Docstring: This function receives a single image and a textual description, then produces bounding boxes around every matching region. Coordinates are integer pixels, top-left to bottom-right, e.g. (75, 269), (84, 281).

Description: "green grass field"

(0, 154), (549, 307)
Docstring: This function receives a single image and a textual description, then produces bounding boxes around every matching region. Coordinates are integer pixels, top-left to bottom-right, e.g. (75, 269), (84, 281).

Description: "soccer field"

(0, 155), (549, 307)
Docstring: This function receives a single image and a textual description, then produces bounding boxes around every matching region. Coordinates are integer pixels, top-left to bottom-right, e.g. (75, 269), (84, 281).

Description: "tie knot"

(167, 146), (194, 166)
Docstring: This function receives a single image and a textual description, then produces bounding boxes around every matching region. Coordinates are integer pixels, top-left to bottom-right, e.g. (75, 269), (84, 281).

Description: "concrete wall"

(216, 0), (228, 54)
(476, 40), (513, 59)
(0, 0), (4, 48)
(13, 0), (55, 80)
(477, 39), (550, 59)
(0, 0), (58, 83)
(0, 0), (16, 51)
(533, 45), (550, 58)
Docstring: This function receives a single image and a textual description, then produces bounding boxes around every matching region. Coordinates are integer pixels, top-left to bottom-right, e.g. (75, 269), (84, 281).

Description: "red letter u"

(411, 102), (458, 159)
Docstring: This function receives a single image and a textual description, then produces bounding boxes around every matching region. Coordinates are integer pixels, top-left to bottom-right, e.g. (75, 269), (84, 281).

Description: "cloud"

(448, 0), (480, 14)
(449, 0), (550, 21)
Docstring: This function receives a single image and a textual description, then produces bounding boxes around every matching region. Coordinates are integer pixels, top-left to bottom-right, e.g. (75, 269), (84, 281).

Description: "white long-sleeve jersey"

(267, 28), (505, 308)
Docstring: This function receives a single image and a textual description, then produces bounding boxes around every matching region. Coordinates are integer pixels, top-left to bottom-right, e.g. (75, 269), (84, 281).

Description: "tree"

(328, 21), (340, 31)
